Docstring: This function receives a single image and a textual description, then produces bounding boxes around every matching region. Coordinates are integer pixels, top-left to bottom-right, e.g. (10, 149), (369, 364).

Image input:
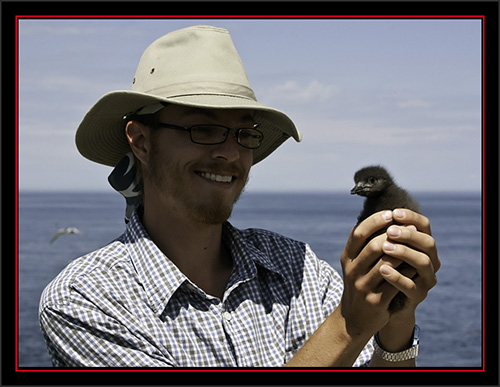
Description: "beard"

(146, 143), (249, 225)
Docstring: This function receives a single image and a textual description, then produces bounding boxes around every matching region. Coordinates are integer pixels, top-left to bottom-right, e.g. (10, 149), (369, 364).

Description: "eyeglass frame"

(152, 122), (264, 149)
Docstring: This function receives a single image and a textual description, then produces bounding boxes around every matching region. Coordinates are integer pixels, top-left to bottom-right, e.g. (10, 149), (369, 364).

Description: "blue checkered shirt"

(39, 211), (374, 367)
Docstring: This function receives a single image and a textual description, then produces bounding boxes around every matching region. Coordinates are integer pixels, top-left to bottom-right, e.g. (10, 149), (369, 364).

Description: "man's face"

(144, 105), (254, 224)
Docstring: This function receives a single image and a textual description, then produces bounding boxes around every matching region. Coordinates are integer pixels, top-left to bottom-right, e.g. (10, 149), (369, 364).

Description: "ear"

(125, 120), (150, 167)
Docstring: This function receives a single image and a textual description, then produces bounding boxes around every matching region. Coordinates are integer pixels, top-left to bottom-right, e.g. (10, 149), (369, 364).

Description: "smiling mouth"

(197, 171), (234, 183)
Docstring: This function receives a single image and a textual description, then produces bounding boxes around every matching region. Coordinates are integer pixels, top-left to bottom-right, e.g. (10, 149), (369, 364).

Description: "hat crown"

(131, 25), (257, 101)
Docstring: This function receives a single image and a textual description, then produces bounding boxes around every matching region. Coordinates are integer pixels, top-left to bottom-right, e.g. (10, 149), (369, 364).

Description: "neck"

(141, 194), (233, 299)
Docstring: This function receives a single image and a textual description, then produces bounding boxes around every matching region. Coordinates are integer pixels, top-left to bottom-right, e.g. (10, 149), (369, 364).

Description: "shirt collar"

(124, 211), (285, 315)
(222, 222), (285, 281)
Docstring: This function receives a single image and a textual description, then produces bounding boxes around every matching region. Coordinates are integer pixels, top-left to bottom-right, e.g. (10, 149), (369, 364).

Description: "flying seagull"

(49, 227), (82, 244)
(351, 165), (421, 312)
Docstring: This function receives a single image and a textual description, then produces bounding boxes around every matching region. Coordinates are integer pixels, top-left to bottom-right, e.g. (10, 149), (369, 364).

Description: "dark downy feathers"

(351, 165), (421, 312)
(351, 165), (421, 224)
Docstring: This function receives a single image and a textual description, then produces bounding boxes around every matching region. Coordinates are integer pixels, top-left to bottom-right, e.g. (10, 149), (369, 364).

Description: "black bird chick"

(351, 165), (421, 312)
(351, 165), (421, 224)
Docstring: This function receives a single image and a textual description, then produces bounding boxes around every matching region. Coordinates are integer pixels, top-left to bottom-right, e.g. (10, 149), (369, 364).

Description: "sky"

(17, 18), (483, 193)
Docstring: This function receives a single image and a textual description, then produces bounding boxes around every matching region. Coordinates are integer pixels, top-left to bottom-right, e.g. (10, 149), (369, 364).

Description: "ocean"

(17, 191), (482, 368)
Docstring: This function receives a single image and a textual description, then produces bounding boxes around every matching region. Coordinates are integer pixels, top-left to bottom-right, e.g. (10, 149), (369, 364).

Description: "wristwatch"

(373, 325), (420, 362)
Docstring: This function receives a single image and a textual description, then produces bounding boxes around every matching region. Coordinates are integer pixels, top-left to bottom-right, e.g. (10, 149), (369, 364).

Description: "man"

(39, 25), (440, 367)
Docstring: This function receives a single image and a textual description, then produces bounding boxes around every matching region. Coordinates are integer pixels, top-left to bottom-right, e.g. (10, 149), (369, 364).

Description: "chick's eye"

(369, 177), (376, 184)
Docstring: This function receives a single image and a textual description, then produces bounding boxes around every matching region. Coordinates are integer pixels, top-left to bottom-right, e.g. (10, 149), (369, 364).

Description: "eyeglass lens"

(191, 125), (263, 149)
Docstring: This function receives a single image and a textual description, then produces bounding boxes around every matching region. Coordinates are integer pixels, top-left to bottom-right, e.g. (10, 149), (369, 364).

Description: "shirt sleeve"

(39, 302), (173, 367)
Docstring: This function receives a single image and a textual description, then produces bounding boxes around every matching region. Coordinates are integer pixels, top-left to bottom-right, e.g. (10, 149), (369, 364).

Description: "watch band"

(373, 325), (420, 362)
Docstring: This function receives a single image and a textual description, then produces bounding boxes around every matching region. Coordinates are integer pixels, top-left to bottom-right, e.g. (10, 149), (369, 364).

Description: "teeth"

(200, 172), (233, 183)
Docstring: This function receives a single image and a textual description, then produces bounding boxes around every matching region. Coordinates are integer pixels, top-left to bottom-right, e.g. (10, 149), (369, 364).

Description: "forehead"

(158, 105), (254, 125)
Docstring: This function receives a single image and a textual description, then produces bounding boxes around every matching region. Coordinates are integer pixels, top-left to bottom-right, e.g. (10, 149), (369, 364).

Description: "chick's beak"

(350, 183), (362, 195)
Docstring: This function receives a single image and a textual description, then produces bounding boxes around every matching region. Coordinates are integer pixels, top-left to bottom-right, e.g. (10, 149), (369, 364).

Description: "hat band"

(134, 81), (257, 102)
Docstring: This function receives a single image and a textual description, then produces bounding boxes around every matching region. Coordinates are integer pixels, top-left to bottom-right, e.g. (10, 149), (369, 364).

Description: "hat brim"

(75, 90), (302, 167)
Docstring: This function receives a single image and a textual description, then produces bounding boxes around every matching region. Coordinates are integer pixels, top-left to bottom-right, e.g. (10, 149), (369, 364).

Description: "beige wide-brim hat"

(75, 25), (302, 167)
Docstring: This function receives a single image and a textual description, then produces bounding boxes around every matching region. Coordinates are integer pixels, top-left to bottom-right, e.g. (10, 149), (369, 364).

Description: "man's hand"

(286, 209), (439, 367)
(380, 209), (440, 312)
(339, 209), (440, 354)
(340, 210), (398, 335)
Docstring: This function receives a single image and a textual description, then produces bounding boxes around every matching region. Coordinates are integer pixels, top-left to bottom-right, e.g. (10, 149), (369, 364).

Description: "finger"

(342, 235), (385, 292)
(344, 210), (393, 260)
(392, 209), (432, 235)
(354, 252), (397, 292)
(385, 225), (441, 273)
(380, 264), (430, 305)
(366, 271), (402, 308)
(379, 255), (415, 276)
(386, 225), (434, 252)
(382, 240), (433, 273)
(362, 263), (417, 309)
(368, 255), (416, 291)
(346, 228), (414, 287)
(382, 241), (438, 290)
(355, 233), (387, 266)
(380, 264), (413, 293)
(347, 255), (402, 312)
(398, 264), (418, 279)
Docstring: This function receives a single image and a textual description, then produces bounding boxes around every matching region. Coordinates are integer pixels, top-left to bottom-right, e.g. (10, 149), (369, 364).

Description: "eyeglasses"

(154, 123), (264, 149)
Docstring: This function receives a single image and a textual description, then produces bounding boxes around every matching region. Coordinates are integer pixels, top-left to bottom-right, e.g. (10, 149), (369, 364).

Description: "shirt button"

(222, 311), (232, 321)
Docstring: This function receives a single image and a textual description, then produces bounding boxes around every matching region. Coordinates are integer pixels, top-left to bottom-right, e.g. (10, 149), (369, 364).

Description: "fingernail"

(383, 241), (396, 252)
(380, 265), (391, 276)
(382, 211), (393, 221)
(393, 209), (405, 219)
(387, 226), (401, 238)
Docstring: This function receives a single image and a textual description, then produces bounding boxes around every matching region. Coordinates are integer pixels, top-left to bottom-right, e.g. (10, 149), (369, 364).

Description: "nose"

(210, 132), (241, 162)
